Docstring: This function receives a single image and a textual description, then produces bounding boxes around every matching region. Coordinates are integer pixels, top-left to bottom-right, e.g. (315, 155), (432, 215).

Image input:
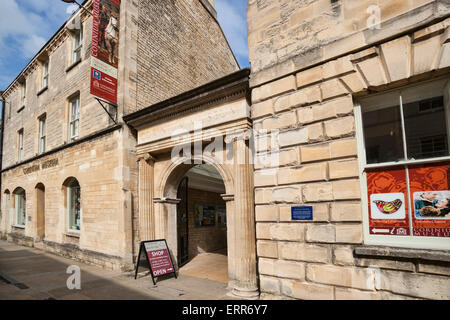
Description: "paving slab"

(0, 240), (246, 300)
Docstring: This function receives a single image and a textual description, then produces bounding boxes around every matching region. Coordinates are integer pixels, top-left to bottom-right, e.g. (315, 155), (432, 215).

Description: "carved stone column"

(232, 134), (259, 298)
(138, 153), (155, 241)
(221, 193), (236, 288)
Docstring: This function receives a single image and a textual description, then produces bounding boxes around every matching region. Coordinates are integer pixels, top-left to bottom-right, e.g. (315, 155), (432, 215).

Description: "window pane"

(69, 184), (81, 231)
(362, 105), (405, 164)
(403, 96), (449, 160)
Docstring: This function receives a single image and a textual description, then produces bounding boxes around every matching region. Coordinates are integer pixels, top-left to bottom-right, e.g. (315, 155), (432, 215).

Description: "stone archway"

(137, 138), (259, 298)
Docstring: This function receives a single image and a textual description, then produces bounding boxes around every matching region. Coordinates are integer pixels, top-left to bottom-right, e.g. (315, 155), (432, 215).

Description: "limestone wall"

(250, 16), (450, 299)
(247, 0), (450, 87)
(1, 129), (133, 270)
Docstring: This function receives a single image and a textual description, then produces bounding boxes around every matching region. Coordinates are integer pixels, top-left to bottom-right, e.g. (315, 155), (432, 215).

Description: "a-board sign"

(291, 206), (313, 221)
(134, 239), (177, 284)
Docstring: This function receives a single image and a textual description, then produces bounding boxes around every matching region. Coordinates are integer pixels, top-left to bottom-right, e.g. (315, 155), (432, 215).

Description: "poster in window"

(217, 206), (226, 226)
(366, 167), (410, 236)
(194, 204), (216, 227)
(409, 162), (450, 237)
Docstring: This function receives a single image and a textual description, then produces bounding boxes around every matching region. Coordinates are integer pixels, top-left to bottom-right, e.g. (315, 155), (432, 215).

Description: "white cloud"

(22, 35), (46, 58)
(66, 4), (78, 15)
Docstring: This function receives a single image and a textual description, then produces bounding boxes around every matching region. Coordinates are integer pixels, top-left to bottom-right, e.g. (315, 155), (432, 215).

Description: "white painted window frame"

(15, 190), (26, 227)
(21, 81), (26, 107)
(39, 116), (46, 154)
(72, 27), (83, 64)
(18, 129), (24, 161)
(42, 60), (49, 89)
(354, 76), (450, 250)
(67, 180), (81, 234)
(69, 96), (80, 141)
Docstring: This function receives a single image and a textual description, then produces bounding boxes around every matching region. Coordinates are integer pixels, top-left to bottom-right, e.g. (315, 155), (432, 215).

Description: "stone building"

(248, 0), (450, 299)
(0, 0), (238, 271)
(1, 0), (450, 300)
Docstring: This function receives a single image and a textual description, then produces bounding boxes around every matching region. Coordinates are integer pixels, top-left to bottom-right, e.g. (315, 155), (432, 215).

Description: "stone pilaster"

(232, 135), (259, 298)
(138, 153), (155, 241)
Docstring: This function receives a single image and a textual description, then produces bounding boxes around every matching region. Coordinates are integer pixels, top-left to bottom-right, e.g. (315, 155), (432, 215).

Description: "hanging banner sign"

(134, 240), (177, 285)
(90, 0), (120, 104)
(366, 167), (410, 236)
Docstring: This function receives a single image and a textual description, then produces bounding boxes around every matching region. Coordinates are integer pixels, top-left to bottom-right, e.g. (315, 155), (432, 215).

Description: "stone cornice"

(124, 68), (251, 129)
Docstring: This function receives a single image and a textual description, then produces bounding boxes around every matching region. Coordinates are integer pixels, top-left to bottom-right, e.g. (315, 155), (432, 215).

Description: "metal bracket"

(95, 98), (118, 125)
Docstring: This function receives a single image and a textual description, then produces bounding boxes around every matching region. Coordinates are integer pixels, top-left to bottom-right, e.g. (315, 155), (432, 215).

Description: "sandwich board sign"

(134, 239), (177, 285)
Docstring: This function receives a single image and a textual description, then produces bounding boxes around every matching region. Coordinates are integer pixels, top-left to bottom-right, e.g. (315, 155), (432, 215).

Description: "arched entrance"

(35, 183), (45, 241)
(138, 142), (259, 298)
(176, 164), (229, 283)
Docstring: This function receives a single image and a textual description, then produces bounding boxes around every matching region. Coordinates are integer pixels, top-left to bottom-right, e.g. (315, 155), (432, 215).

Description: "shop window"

(66, 178), (81, 232)
(356, 78), (450, 249)
(13, 188), (26, 227)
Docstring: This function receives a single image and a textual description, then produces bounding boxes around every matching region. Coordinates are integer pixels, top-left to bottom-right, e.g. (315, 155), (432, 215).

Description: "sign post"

(134, 239), (177, 285)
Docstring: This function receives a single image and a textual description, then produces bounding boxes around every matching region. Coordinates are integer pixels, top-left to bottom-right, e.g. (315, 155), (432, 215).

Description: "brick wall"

(186, 188), (227, 259)
(134, 0), (239, 113)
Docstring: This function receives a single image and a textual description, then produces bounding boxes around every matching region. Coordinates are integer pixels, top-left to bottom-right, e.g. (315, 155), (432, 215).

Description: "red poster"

(144, 241), (175, 277)
(90, 0), (120, 104)
(366, 167), (410, 236)
(409, 162), (450, 237)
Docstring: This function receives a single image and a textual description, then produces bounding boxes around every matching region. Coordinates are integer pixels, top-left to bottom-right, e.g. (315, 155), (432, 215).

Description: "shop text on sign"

(134, 239), (177, 284)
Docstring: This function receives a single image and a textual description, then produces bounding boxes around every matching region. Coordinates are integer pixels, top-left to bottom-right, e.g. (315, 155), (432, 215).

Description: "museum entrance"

(176, 164), (228, 283)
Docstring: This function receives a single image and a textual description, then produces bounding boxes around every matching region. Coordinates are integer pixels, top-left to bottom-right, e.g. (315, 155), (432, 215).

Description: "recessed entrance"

(176, 164), (228, 284)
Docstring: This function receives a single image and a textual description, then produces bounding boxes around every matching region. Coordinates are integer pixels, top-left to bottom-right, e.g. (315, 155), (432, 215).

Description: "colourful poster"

(366, 167), (410, 236)
(409, 162), (450, 237)
(90, 0), (120, 104)
(194, 204), (216, 227)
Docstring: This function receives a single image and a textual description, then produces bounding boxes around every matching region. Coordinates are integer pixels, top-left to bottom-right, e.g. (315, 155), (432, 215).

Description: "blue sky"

(0, 0), (249, 91)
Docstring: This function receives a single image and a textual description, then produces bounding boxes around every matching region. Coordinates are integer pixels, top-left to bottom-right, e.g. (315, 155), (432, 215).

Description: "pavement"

(0, 240), (242, 300)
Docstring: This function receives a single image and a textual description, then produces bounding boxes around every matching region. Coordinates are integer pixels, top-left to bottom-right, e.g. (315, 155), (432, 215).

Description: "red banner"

(90, 0), (120, 104)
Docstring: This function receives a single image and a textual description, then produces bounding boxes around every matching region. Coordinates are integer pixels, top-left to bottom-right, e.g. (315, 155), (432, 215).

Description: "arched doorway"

(35, 183), (45, 241)
(176, 164), (229, 283)
(3, 190), (11, 235)
(141, 147), (258, 298)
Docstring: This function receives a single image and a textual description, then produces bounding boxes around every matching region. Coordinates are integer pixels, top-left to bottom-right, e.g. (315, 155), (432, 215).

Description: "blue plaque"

(291, 206), (313, 221)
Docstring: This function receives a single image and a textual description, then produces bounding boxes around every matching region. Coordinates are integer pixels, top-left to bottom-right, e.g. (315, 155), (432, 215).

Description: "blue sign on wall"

(291, 206), (313, 221)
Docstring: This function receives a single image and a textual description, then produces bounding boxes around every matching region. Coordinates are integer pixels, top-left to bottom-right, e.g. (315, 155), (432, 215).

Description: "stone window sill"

(64, 232), (80, 239)
(65, 59), (81, 73)
(37, 86), (48, 96)
(12, 225), (25, 229)
(354, 245), (450, 263)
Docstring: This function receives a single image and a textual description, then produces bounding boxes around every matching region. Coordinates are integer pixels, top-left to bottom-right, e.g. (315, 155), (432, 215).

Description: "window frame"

(18, 129), (24, 162)
(355, 76), (450, 250)
(39, 115), (46, 154)
(69, 96), (80, 141)
(67, 179), (81, 233)
(42, 60), (49, 89)
(21, 81), (26, 107)
(14, 189), (26, 228)
(72, 27), (83, 65)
